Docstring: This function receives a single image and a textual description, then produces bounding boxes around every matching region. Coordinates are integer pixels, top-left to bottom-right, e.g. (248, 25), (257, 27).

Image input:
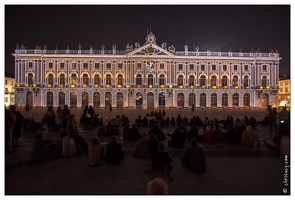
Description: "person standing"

(67, 114), (88, 152)
(268, 107), (277, 132)
(47, 106), (56, 131)
(62, 105), (71, 129)
(5, 107), (16, 153)
(10, 105), (25, 149)
(56, 106), (63, 130)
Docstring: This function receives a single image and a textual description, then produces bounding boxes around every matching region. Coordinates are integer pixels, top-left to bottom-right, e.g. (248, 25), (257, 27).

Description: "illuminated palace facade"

(13, 31), (281, 109)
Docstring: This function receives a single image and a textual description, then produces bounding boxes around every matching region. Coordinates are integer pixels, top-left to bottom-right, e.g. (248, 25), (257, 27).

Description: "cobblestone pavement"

(5, 108), (290, 195)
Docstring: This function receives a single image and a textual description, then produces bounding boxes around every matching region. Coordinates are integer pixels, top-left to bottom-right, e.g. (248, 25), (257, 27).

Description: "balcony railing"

(14, 49), (280, 58)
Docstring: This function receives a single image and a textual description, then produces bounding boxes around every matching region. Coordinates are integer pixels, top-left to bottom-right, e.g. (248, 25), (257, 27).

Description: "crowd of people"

(5, 105), (290, 184)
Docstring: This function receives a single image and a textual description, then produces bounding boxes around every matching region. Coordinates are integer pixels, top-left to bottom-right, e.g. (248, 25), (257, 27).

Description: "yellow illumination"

(201, 86), (206, 89)
(25, 84), (29, 87)
(260, 86), (263, 89)
(190, 86), (195, 89)
(126, 84), (130, 88)
(71, 85), (75, 88)
(33, 84), (36, 87)
(160, 85), (164, 88)
(118, 85), (122, 88)
(149, 85), (153, 88)
(169, 85), (173, 88)
(266, 86), (270, 89)
(83, 84), (87, 88)
(234, 86), (239, 89)
(223, 86), (228, 89)
(48, 84), (52, 88)
(179, 85), (184, 89)
(212, 86), (217, 89)
(94, 84), (99, 88)
(106, 85), (110, 88)
(60, 84), (64, 88)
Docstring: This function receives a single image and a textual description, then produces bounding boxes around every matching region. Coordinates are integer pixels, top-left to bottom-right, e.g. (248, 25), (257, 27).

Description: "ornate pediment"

(127, 43), (174, 57)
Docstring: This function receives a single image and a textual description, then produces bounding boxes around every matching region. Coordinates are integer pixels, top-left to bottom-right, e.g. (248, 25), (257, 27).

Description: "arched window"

(232, 93), (239, 106)
(200, 75), (206, 87)
(58, 92), (65, 107)
(47, 74), (53, 87)
(243, 93), (250, 106)
(59, 74), (65, 87)
(159, 74), (165, 86)
(177, 75), (184, 87)
(28, 73), (34, 86)
(136, 74), (142, 88)
(211, 93), (217, 107)
(189, 75), (195, 87)
(82, 74), (89, 86)
(71, 74), (77, 86)
(177, 93), (185, 107)
(222, 93), (228, 106)
(148, 74), (154, 86)
(232, 75), (239, 87)
(93, 92), (100, 108)
(210, 75), (217, 87)
(261, 76), (267, 88)
(94, 74), (101, 87)
(82, 91), (88, 107)
(244, 75), (249, 88)
(200, 93), (206, 107)
(106, 74), (112, 86)
(70, 91), (77, 108)
(117, 74), (123, 86)
(222, 75), (228, 87)
(47, 91), (53, 106)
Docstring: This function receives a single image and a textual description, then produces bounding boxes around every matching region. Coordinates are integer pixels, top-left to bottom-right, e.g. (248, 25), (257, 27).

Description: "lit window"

(262, 65), (267, 72)
(106, 63), (111, 70)
(95, 63), (99, 69)
(244, 65), (249, 71)
(60, 63), (64, 69)
(190, 64), (194, 71)
(83, 63), (88, 70)
(160, 63), (164, 69)
(118, 63), (122, 70)
(179, 64), (183, 71)
(137, 63), (141, 70)
(72, 63), (76, 70)
(212, 65), (216, 71)
(49, 63), (53, 69)
(201, 65), (205, 71)
(223, 65), (227, 71)
(234, 65), (238, 71)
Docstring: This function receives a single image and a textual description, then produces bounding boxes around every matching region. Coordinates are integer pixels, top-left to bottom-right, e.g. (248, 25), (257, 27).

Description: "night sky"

(4, 5), (290, 75)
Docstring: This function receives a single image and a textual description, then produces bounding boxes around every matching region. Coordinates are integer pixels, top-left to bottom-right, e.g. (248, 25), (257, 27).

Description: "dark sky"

(5, 5), (290, 75)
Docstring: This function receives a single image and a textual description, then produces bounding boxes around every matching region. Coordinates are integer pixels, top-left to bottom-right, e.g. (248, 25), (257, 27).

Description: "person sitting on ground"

(31, 133), (56, 161)
(148, 118), (155, 128)
(113, 115), (121, 127)
(203, 125), (215, 143)
(149, 133), (159, 157)
(170, 117), (176, 126)
(144, 142), (173, 182)
(67, 114), (88, 152)
(129, 123), (142, 140)
(88, 137), (103, 166)
(241, 125), (260, 146)
(135, 115), (142, 128)
(213, 124), (223, 141)
(56, 130), (68, 153)
(165, 117), (170, 127)
(181, 139), (206, 174)
(146, 178), (169, 194)
(148, 124), (165, 140)
(187, 124), (199, 142)
(224, 125), (238, 144)
(176, 115), (183, 126)
(134, 132), (150, 158)
(122, 124), (131, 140)
(168, 122), (187, 148)
(142, 116), (149, 128)
(105, 135), (125, 164)
(105, 121), (114, 137)
(183, 115), (189, 126)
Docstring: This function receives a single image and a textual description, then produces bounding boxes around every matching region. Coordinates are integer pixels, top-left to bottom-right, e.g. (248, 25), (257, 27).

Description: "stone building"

(12, 30), (280, 109)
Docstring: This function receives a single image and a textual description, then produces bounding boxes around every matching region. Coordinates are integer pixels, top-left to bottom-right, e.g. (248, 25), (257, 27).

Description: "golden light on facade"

(160, 85), (164, 88)
(94, 84), (99, 88)
(169, 85), (173, 88)
(234, 86), (239, 89)
(48, 84), (52, 88)
(266, 86), (270, 89)
(71, 85), (75, 88)
(179, 85), (184, 89)
(190, 85), (195, 89)
(223, 86), (228, 89)
(149, 85), (153, 88)
(60, 84), (64, 88)
(106, 85), (111, 88)
(33, 84), (36, 87)
(201, 86), (206, 89)
(118, 85), (122, 88)
(212, 86), (217, 89)
(126, 84), (130, 88)
(83, 84), (87, 88)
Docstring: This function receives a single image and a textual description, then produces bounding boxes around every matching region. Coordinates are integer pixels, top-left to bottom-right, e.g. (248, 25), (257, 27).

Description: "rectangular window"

(179, 64), (183, 71)
(83, 63), (88, 70)
(137, 63), (141, 70)
(118, 63), (122, 70)
(49, 63), (53, 69)
(234, 65), (238, 71)
(244, 65), (249, 71)
(5, 97), (8, 102)
(106, 63), (111, 70)
(60, 63), (64, 69)
(72, 63), (76, 69)
(201, 65), (205, 71)
(190, 64), (194, 71)
(262, 65), (267, 71)
(285, 87), (289, 93)
(28, 62), (32, 69)
(160, 63), (164, 69)
(5, 80), (7, 85)
(212, 65), (216, 71)
(223, 65), (227, 71)
(95, 63), (99, 69)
